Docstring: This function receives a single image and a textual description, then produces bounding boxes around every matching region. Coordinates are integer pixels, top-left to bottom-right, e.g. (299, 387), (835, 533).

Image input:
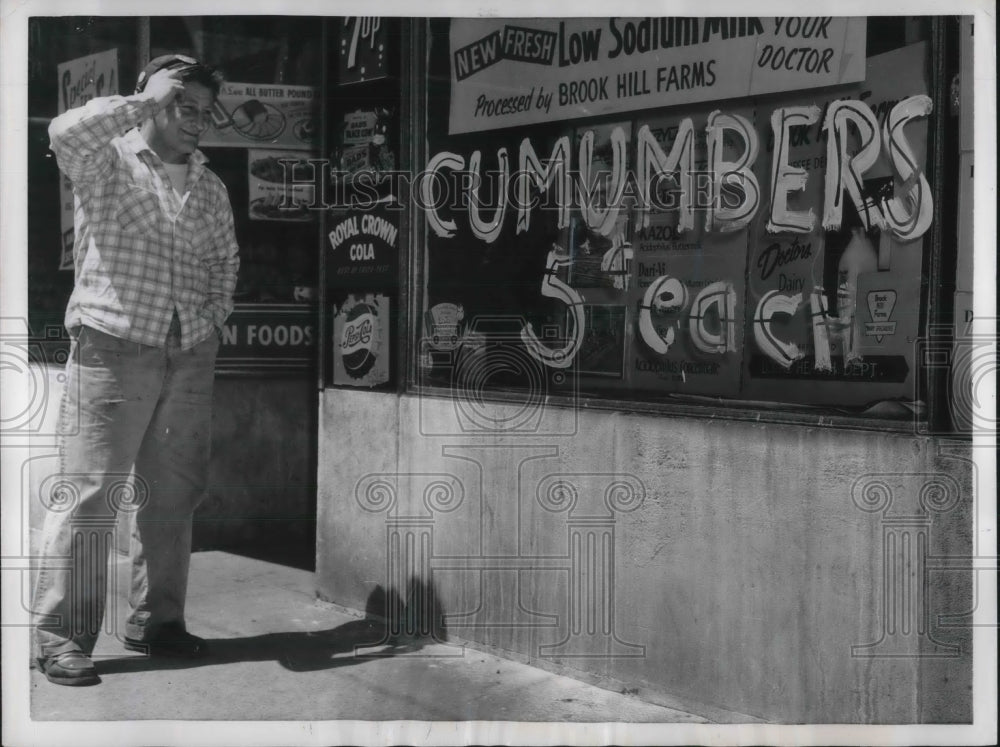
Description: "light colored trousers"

(32, 320), (218, 658)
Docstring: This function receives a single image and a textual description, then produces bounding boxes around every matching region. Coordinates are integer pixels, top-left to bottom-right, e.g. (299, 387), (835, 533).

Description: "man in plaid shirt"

(32, 55), (239, 686)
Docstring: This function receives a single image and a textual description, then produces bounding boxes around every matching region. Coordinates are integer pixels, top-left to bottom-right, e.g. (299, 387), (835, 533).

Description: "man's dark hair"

(135, 54), (225, 97)
(178, 63), (225, 97)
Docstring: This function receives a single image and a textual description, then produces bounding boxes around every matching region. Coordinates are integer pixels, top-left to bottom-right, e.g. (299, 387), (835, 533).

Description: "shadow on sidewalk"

(96, 579), (450, 675)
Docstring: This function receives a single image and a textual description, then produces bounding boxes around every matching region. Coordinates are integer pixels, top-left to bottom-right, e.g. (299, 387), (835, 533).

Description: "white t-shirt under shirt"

(162, 161), (189, 198)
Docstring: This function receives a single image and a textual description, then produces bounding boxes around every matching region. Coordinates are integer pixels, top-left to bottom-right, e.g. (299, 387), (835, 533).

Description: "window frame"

(401, 17), (962, 435)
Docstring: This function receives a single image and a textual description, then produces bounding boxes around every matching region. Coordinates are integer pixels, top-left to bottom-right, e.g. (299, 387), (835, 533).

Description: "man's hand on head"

(142, 68), (186, 112)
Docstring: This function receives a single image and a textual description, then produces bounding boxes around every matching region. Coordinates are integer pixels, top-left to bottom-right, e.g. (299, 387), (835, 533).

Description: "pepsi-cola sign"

(333, 293), (391, 387)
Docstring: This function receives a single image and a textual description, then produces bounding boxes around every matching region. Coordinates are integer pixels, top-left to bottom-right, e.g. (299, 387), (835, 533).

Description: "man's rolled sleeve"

(49, 94), (160, 184)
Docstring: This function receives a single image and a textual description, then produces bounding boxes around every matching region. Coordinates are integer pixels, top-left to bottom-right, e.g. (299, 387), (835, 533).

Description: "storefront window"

(151, 17), (324, 374)
(27, 17), (140, 346)
(413, 17), (950, 424)
(27, 16), (325, 375)
(322, 18), (404, 390)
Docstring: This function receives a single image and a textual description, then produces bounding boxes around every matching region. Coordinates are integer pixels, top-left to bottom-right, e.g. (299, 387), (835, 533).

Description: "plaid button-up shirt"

(50, 94), (239, 350)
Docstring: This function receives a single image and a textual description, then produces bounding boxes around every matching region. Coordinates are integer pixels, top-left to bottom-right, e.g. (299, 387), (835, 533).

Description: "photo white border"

(3, 1), (995, 745)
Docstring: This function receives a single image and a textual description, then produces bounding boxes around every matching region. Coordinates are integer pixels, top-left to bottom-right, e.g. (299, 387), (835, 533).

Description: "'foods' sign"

(214, 304), (316, 374)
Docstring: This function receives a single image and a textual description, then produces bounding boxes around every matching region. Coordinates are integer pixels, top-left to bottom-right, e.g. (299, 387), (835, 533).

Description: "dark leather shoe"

(39, 651), (100, 686)
(124, 623), (208, 658)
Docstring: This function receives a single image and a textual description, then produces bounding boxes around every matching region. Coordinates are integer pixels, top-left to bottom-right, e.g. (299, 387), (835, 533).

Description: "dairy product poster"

(449, 17), (866, 134)
(625, 103), (754, 397)
(247, 149), (316, 221)
(742, 42), (930, 406)
(201, 82), (318, 149)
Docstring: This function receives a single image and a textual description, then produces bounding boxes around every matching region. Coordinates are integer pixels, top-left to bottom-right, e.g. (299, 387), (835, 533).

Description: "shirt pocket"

(186, 210), (220, 269)
(115, 186), (160, 235)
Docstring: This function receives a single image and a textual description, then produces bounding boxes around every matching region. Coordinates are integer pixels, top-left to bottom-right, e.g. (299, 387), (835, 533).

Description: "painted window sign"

(741, 42), (930, 407)
(421, 24), (933, 412)
(423, 94), (931, 246)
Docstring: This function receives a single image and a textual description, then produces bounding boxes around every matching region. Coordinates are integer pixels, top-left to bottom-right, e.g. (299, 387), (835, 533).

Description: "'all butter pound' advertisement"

(333, 293), (391, 387)
(200, 82), (318, 149)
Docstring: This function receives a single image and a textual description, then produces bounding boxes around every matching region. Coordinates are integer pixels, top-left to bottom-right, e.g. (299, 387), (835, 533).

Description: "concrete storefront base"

(316, 388), (974, 723)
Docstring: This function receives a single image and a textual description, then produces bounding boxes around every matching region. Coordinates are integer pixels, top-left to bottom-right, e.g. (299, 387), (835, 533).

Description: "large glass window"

(413, 17), (954, 425)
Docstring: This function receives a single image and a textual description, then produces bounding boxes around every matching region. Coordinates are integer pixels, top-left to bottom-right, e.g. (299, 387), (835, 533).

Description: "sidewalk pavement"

(30, 550), (718, 724)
